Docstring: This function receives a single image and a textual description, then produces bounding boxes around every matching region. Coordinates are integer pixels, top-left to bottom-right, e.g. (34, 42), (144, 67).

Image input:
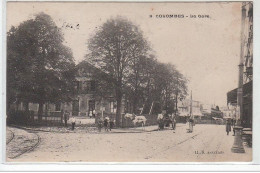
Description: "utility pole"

(175, 75), (179, 117)
(190, 90), (192, 118)
(231, 2), (246, 153)
(101, 97), (104, 118)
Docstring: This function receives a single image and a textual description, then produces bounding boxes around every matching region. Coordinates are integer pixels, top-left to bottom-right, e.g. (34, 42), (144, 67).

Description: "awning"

(227, 81), (252, 104)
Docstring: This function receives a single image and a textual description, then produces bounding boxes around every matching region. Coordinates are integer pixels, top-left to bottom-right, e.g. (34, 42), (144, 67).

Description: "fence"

(7, 110), (63, 126)
(7, 110), (34, 125)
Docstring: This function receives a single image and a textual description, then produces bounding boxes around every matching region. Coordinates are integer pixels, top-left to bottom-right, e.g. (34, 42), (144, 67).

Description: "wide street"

(6, 124), (251, 162)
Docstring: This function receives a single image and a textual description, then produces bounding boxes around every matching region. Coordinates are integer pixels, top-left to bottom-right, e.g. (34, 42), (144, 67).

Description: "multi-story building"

(227, 2), (253, 128)
(13, 60), (128, 120)
(71, 60), (122, 117)
(178, 99), (202, 118)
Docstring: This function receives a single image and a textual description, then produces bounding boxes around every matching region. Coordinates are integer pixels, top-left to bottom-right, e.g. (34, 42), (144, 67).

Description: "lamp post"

(231, 2), (246, 153)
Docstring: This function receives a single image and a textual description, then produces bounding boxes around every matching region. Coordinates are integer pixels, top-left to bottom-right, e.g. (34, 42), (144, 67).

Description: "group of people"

(157, 112), (177, 133)
(61, 110), (76, 130)
(61, 110), (115, 132)
(97, 116), (115, 132)
(226, 118), (236, 135)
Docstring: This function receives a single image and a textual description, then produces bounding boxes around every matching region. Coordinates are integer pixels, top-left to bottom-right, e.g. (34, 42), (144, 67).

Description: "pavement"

(9, 123), (163, 134)
(6, 124), (252, 162)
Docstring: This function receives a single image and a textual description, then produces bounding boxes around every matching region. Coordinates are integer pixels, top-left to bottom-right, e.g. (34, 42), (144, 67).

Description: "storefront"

(227, 80), (252, 128)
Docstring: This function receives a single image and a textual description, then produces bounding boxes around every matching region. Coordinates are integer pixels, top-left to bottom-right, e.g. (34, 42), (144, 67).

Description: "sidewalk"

(9, 124), (160, 134)
(111, 125), (158, 133)
(9, 123), (186, 134)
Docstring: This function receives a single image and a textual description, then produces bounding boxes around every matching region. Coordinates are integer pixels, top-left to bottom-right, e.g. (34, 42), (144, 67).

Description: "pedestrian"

(226, 118), (231, 135)
(231, 118), (236, 136)
(157, 114), (164, 131)
(64, 110), (69, 127)
(61, 109), (64, 124)
(97, 117), (103, 132)
(93, 109), (96, 118)
(104, 116), (109, 132)
(172, 117), (176, 133)
(71, 116), (76, 130)
(109, 118), (114, 131)
(188, 116), (194, 133)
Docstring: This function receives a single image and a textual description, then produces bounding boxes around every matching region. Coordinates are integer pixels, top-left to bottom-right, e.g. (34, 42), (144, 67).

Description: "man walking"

(109, 118), (114, 131)
(64, 110), (69, 127)
(172, 117), (176, 133)
(104, 116), (109, 132)
(226, 118), (231, 135)
(97, 117), (103, 132)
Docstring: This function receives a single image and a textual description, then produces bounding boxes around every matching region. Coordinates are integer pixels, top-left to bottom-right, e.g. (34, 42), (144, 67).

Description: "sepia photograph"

(5, 1), (253, 162)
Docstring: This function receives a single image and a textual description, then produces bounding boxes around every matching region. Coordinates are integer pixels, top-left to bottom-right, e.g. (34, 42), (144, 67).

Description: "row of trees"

(87, 17), (188, 126)
(7, 13), (188, 126)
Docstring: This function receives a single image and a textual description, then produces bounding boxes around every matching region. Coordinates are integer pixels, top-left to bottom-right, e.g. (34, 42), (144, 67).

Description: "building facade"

(14, 61), (128, 120)
(227, 2), (253, 128)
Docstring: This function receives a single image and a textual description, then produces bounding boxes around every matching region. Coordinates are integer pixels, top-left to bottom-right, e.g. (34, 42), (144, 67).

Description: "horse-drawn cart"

(157, 114), (175, 130)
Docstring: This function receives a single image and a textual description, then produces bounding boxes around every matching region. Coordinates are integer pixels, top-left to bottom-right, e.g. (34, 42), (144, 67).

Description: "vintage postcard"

(5, 1), (253, 162)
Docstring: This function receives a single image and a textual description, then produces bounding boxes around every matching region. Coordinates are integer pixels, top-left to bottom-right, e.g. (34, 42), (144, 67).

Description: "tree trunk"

(115, 91), (122, 127)
(133, 90), (138, 114)
(175, 93), (178, 116)
(15, 101), (19, 111)
(38, 102), (43, 122)
(23, 101), (29, 125)
(24, 101), (29, 112)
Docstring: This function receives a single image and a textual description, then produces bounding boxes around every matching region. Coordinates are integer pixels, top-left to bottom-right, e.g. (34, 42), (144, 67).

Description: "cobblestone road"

(6, 124), (252, 162)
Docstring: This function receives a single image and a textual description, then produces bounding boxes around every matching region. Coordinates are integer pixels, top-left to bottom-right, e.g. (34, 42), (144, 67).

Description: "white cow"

(157, 114), (164, 120)
(124, 113), (147, 130)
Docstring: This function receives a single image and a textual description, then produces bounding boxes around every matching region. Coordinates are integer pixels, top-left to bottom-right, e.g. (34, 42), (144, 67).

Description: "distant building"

(178, 99), (202, 117)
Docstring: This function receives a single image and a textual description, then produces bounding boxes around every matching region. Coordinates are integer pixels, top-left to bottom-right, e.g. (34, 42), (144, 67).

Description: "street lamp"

(231, 3), (246, 153)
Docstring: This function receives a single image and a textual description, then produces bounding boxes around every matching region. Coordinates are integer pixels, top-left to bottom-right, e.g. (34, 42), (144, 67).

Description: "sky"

(7, 2), (242, 107)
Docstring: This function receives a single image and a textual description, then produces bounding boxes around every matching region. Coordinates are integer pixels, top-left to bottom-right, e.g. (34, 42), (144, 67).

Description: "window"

(88, 100), (96, 117)
(55, 103), (61, 111)
(110, 101), (117, 113)
(76, 81), (82, 91)
(90, 81), (96, 91)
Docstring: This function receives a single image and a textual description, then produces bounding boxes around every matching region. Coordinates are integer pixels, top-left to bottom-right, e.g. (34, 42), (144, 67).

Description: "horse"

(124, 113), (147, 130)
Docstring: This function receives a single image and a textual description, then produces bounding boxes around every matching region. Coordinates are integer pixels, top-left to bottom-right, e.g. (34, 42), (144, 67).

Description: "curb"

(9, 124), (183, 134)
(9, 124), (160, 134)
(8, 132), (41, 159)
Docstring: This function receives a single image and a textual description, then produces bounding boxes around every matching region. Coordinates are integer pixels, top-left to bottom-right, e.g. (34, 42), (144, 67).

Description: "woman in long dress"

(189, 118), (194, 133)
(187, 116), (194, 133)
